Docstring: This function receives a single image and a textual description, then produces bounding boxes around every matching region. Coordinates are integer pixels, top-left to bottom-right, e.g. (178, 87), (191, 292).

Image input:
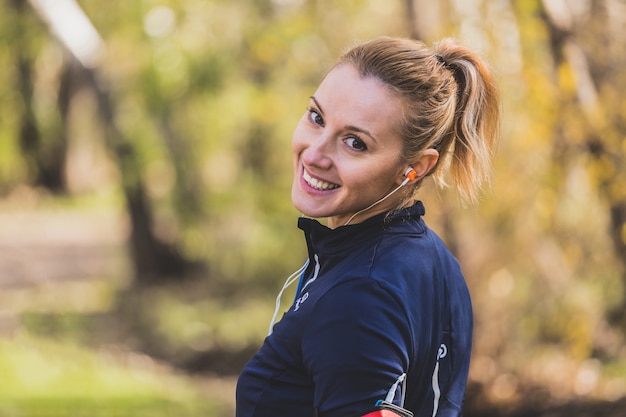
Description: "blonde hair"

(337, 37), (500, 204)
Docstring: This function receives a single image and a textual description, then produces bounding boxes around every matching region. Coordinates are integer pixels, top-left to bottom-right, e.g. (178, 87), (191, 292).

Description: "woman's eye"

(307, 108), (324, 126)
(344, 136), (367, 151)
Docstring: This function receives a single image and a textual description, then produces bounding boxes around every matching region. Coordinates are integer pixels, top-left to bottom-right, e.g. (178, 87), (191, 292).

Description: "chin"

(291, 196), (326, 219)
(292, 201), (318, 218)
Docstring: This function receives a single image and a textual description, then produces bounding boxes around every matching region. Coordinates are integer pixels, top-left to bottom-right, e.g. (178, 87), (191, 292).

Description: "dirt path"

(0, 204), (129, 289)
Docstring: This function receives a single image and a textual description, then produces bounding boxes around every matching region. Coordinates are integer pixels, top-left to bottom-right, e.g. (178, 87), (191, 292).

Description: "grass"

(0, 332), (234, 416)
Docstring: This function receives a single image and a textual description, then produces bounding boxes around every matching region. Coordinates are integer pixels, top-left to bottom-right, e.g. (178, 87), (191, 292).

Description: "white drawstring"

(432, 344), (447, 417)
(268, 259), (309, 335)
(301, 254), (320, 292)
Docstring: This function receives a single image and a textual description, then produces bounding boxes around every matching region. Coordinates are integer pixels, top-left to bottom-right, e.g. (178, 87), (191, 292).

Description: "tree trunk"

(80, 64), (196, 284)
(27, 0), (196, 284)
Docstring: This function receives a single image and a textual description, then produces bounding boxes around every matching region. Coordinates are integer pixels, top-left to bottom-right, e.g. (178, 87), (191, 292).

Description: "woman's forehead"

(314, 64), (403, 134)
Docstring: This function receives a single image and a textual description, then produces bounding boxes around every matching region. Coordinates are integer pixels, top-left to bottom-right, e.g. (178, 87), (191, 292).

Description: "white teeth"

(303, 171), (339, 190)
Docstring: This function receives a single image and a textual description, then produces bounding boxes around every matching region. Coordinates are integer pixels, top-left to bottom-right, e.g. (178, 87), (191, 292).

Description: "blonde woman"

(237, 36), (500, 417)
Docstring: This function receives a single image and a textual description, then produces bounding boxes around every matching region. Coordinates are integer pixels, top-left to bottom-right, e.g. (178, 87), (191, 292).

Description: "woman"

(236, 36), (500, 417)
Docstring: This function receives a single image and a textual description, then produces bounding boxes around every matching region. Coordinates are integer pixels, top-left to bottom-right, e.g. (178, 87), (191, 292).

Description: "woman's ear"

(399, 149), (439, 185)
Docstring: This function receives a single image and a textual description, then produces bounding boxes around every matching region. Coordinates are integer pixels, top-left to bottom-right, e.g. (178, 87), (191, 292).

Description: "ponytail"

(433, 39), (500, 204)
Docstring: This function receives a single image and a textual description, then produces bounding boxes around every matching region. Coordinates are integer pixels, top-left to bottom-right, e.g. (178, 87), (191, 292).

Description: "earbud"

(400, 167), (417, 186)
(405, 167), (417, 181)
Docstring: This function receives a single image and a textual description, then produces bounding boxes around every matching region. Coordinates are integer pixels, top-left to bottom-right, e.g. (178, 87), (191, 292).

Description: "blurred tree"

(9, 0), (67, 192)
(539, 0), (626, 331)
(28, 0), (194, 284)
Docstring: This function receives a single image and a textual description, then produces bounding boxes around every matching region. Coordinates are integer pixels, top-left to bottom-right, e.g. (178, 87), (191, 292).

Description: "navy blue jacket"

(236, 202), (473, 417)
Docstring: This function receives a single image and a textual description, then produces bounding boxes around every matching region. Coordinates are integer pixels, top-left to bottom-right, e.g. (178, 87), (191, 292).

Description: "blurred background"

(0, 0), (625, 416)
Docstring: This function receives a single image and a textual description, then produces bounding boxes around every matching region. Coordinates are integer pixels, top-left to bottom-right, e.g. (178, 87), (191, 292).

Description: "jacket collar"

(297, 201), (426, 255)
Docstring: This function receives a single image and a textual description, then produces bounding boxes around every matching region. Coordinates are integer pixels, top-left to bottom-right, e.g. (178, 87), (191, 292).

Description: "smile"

(303, 170), (340, 190)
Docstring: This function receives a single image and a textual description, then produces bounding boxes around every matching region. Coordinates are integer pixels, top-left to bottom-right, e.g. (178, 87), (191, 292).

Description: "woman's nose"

(301, 134), (333, 170)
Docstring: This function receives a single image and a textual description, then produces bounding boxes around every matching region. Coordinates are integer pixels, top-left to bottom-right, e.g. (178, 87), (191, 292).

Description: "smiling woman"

(291, 64), (410, 228)
(236, 36), (500, 417)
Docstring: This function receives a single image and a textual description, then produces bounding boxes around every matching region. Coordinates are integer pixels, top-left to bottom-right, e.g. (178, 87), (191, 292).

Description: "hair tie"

(435, 54), (449, 68)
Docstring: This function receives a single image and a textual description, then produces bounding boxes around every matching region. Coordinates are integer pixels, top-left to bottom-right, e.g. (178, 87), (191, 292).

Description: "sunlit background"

(1, 0), (625, 416)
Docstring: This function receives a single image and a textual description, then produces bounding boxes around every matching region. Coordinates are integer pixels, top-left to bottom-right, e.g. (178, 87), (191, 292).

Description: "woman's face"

(291, 63), (408, 228)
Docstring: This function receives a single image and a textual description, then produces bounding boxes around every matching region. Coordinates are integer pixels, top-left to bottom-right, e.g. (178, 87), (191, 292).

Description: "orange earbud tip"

(406, 169), (417, 181)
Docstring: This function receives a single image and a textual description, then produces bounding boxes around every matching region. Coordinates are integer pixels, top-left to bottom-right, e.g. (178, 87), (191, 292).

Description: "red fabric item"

(361, 410), (405, 417)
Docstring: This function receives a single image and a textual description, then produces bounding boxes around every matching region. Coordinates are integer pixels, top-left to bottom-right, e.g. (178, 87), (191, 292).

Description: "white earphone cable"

(268, 259), (310, 335)
(343, 177), (410, 226)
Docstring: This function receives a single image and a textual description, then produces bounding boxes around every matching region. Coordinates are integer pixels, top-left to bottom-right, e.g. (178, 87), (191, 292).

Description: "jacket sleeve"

(302, 278), (420, 417)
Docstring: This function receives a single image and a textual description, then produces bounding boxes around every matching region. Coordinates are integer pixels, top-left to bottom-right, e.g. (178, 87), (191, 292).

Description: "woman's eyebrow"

(309, 96), (378, 144)
(310, 96), (324, 114)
